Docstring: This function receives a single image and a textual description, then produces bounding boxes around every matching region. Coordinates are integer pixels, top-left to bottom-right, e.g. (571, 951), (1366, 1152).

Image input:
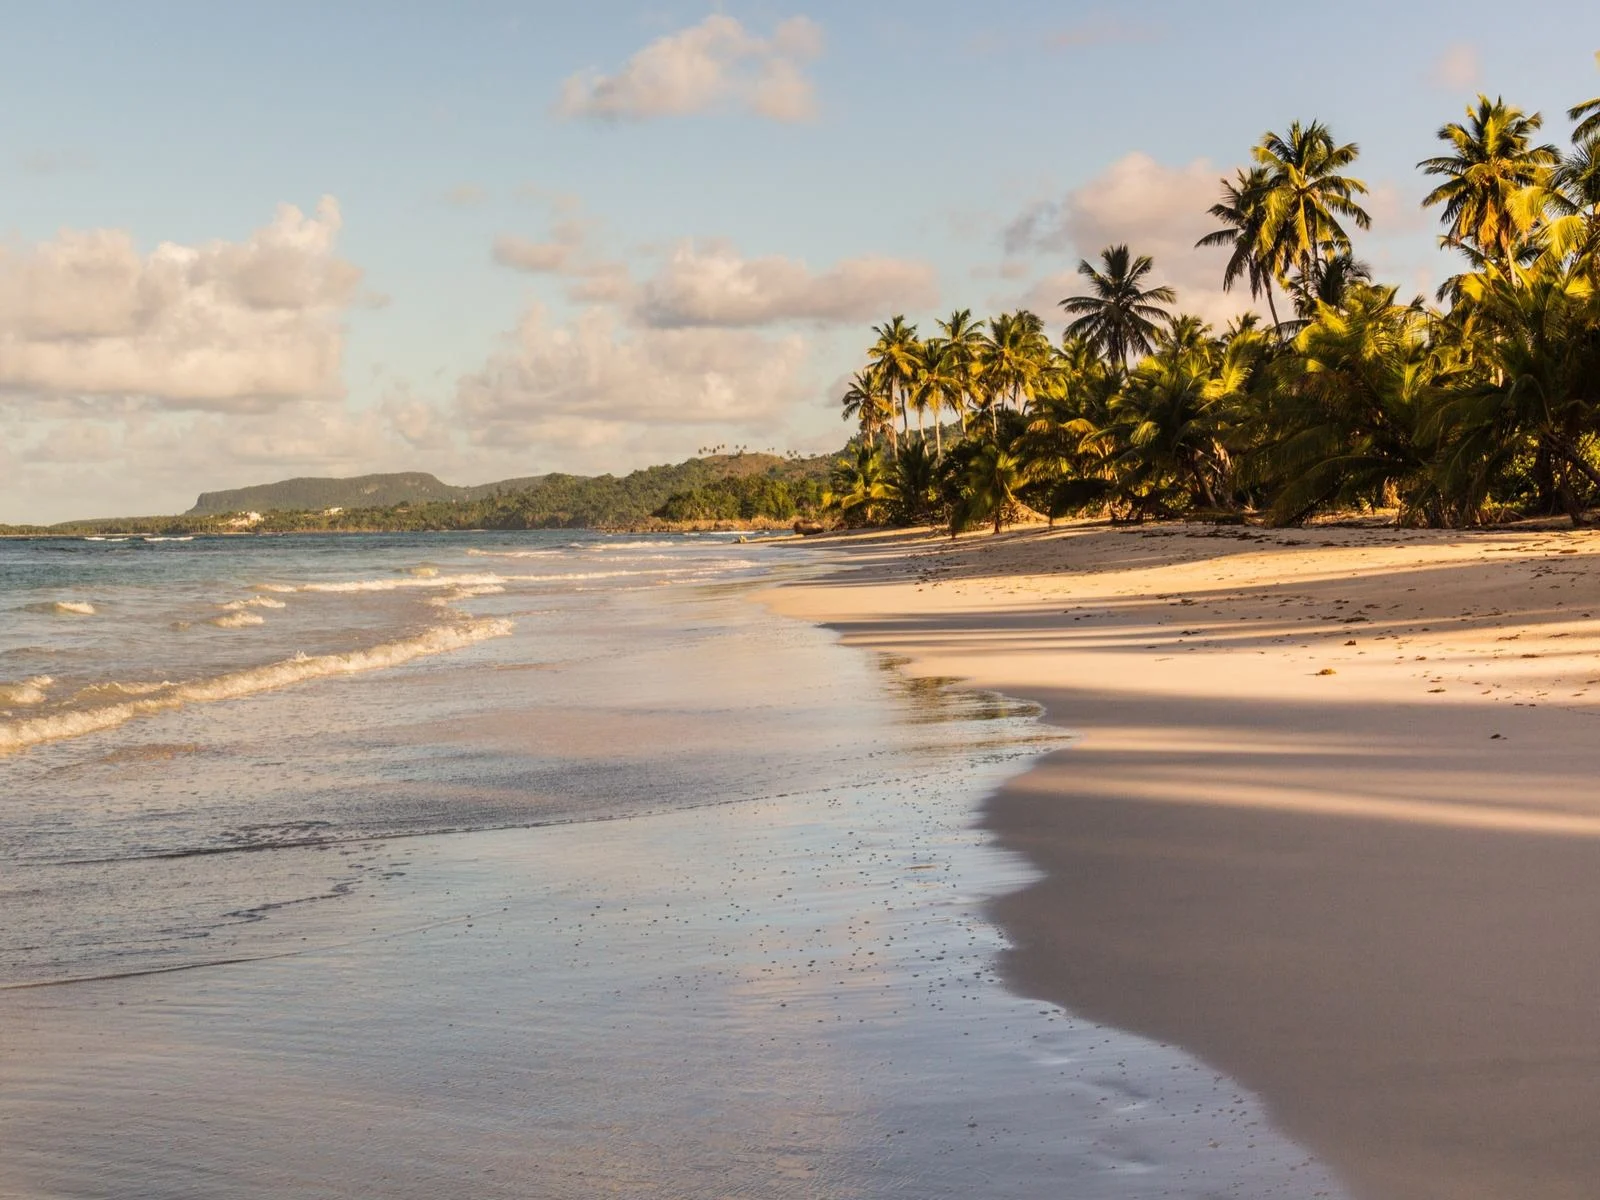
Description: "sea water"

(0, 532), (1347, 1198)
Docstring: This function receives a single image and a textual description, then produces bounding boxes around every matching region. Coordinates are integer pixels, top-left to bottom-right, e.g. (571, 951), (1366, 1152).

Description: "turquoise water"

(0, 532), (1347, 1198)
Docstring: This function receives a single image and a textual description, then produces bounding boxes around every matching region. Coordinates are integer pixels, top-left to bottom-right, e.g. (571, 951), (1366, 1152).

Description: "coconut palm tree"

(951, 443), (1028, 535)
(840, 368), (892, 448)
(867, 316), (921, 450)
(1059, 246), (1176, 366)
(1419, 96), (1560, 272)
(823, 443), (897, 525)
(911, 337), (965, 461)
(937, 308), (987, 438)
(1253, 120), (1371, 300)
(975, 310), (1051, 435)
(1196, 166), (1284, 330)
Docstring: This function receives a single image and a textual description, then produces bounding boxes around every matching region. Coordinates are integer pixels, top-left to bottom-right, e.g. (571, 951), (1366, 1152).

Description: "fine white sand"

(765, 521), (1600, 1200)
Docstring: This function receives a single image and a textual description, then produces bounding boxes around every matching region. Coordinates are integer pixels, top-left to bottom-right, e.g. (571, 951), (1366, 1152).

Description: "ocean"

(0, 532), (1345, 1197)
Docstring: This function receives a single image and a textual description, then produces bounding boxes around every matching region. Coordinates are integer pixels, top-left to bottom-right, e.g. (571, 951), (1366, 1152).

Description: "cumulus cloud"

(557, 14), (823, 122)
(1429, 43), (1481, 91)
(1003, 153), (1253, 325)
(455, 305), (808, 444)
(0, 197), (360, 411)
(635, 241), (938, 328)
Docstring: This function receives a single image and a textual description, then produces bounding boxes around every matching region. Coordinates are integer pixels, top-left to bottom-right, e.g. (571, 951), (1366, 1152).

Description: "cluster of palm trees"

(827, 90), (1600, 532)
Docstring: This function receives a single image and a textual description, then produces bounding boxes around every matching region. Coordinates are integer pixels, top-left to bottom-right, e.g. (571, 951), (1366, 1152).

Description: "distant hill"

(189, 471), (553, 514)
(163, 452), (836, 531)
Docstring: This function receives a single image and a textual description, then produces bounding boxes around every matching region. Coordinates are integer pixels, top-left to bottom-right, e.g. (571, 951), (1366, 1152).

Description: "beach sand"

(765, 522), (1600, 1200)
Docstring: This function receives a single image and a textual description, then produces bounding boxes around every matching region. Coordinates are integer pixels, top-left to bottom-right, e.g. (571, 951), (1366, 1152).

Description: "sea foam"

(0, 676), (54, 707)
(0, 618), (513, 754)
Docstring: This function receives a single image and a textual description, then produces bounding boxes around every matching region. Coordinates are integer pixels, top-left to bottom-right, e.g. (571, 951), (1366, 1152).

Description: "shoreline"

(762, 522), (1600, 1200)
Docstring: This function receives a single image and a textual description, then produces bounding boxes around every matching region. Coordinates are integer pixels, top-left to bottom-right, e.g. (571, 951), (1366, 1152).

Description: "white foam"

(219, 597), (287, 612)
(0, 676), (53, 707)
(0, 618), (513, 755)
(211, 611), (266, 629)
(257, 570), (673, 595)
(52, 601), (96, 616)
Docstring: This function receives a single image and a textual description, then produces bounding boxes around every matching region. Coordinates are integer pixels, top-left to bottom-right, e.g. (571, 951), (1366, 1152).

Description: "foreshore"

(764, 522), (1600, 1200)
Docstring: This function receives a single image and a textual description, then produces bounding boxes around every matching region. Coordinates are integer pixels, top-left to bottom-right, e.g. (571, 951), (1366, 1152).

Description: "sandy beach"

(766, 522), (1600, 1200)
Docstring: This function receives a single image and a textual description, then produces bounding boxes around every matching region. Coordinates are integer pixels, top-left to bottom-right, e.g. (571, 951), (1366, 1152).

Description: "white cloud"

(1003, 153), (1253, 326)
(557, 15), (823, 122)
(455, 305), (809, 446)
(1429, 43), (1481, 91)
(636, 241), (938, 327)
(492, 233), (577, 273)
(0, 197), (360, 412)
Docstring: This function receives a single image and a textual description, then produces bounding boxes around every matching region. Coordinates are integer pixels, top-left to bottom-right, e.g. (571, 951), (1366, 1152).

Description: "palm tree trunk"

(1264, 281), (1283, 333)
(934, 402), (943, 461)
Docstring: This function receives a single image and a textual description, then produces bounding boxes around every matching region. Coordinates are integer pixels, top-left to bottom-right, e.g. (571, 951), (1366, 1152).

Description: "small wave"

(402, 565), (439, 577)
(254, 572), (506, 595)
(0, 618), (513, 755)
(219, 596), (287, 612)
(425, 583), (507, 609)
(83, 536), (129, 543)
(465, 549), (558, 560)
(29, 601), (97, 616)
(0, 676), (53, 707)
(257, 570), (671, 595)
(142, 536), (194, 543)
(76, 680), (175, 699)
(211, 612), (266, 629)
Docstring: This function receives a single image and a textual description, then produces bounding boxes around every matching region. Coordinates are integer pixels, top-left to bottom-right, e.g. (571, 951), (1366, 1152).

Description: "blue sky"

(2, 1), (1597, 521)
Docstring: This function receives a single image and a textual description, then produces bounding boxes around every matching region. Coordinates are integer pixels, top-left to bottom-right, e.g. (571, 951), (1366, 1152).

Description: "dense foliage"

(4, 453), (833, 536)
(827, 91), (1600, 532)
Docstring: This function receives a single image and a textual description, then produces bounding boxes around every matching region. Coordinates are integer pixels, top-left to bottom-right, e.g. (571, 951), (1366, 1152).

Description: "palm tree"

(975, 310), (1051, 435)
(868, 316), (921, 451)
(840, 368), (892, 448)
(1196, 166), (1284, 330)
(823, 443), (897, 525)
(1253, 120), (1371, 301)
(1060, 245), (1176, 366)
(1419, 96), (1559, 272)
(911, 337), (965, 461)
(937, 308), (987, 439)
(1245, 285), (1446, 525)
(951, 443), (1028, 535)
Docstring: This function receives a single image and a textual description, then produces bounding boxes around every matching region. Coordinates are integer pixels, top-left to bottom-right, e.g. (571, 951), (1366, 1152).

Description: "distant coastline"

(1, 450), (835, 538)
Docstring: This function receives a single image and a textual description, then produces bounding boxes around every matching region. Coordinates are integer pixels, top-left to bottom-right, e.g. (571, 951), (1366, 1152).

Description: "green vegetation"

(2, 452), (834, 536)
(828, 91), (1600, 533)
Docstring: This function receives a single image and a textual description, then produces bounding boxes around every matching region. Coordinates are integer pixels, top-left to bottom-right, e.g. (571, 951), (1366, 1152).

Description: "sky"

(1, 1), (1597, 522)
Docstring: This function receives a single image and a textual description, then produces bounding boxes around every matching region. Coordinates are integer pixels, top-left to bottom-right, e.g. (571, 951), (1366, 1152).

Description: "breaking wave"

(0, 618), (514, 755)
(27, 601), (97, 616)
(256, 570), (675, 595)
(0, 676), (53, 707)
(211, 611), (266, 629)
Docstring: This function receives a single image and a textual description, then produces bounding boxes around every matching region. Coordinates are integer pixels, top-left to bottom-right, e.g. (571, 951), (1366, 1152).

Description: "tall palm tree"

(1253, 120), (1371, 299)
(1418, 96), (1559, 271)
(1060, 245), (1176, 366)
(911, 337), (964, 461)
(975, 310), (1051, 435)
(840, 368), (892, 448)
(1196, 166), (1284, 330)
(937, 308), (987, 439)
(867, 316), (921, 450)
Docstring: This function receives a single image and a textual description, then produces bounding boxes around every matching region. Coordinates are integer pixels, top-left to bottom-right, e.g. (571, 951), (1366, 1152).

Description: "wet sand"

(764, 523), (1600, 1200)
(0, 553), (1343, 1199)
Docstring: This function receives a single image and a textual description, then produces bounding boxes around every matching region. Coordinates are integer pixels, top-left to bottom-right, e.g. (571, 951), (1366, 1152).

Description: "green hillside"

(4, 451), (837, 535)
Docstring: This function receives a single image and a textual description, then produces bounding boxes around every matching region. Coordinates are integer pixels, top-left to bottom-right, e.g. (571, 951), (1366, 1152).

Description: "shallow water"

(0, 532), (1348, 1197)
